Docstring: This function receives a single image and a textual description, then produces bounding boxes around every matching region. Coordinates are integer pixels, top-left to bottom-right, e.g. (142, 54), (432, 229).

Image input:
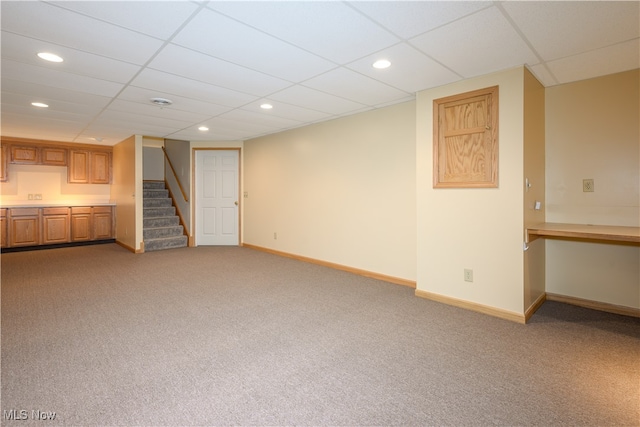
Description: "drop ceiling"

(1, 1), (638, 145)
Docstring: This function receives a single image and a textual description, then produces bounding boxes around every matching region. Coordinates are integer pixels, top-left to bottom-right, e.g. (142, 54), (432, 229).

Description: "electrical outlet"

(464, 269), (473, 282)
(35, 194), (42, 200)
(28, 194), (34, 200)
(274, 232), (277, 240)
(583, 179), (594, 192)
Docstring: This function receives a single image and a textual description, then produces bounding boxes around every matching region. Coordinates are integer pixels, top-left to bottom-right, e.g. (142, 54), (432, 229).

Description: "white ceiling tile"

(117, 86), (231, 118)
(240, 100), (332, 123)
(107, 99), (212, 125)
(219, 109), (303, 130)
(345, 43), (460, 93)
(348, 1), (491, 39)
(547, 39), (640, 84)
(1, 32), (142, 84)
(1, 59), (124, 97)
(1, 78), (113, 109)
(410, 6), (539, 78)
(130, 69), (258, 108)
(1, 1), (164, 65)
(1, 91), (103, 118)
(172, 8), (336, 82)
(209, 1), (400, 64)
(303, 68), (411, 106)
(148, 44), (292, 96)
(502, 1), (640, 61)
(52, 1), (201, 39)
(268, 85), (367, 116)
(98, 109), (193, 130)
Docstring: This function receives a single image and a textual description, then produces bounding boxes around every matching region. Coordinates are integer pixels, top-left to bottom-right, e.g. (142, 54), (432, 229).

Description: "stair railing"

(161, 147), (189, 202)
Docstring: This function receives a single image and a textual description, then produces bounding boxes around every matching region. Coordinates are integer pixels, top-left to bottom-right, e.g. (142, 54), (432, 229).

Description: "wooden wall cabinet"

(10, 145), (39, 164)
(42, 207), (70, 245)
(69, 150), (112, 184)
(0, 145), (7, 182)
(0, 137), (111, 184)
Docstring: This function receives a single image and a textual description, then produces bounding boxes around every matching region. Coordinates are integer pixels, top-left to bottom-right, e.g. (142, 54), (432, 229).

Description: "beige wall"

(545, 70), (639, 308)
(417, 67), (527, 315)
(243, 101), (416, 282)
(112, 135), (143, 252)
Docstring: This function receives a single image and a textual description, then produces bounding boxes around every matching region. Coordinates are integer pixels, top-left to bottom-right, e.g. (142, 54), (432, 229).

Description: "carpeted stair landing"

(143, 181), (188, 252)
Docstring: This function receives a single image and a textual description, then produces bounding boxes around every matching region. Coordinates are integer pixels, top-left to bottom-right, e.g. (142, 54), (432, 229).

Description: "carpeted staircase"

(143, 181), (188, 252)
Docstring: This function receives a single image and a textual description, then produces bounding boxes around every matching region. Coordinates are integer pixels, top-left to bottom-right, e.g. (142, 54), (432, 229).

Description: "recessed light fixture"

(150, 97), (173, 106)
(260, 103), (273, 110)
(198, 126), (209, 131)
(31, 102), (49, 108)
(37, 52), (63, 63)
(372, 59), (391, 69)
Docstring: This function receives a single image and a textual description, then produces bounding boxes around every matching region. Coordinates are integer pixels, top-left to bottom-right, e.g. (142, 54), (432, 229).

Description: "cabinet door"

(42, 147), (67, 166)
(91, 151), (111, 184)
(10, 145), (39, 164)
(68, 150), (90, 183)
(9, 208), (40, 247)
(71, 207), (92, 241)
(0, 145), (7, 182)
(0, 209), (7, 248)
(93, 207), (113, 240)
(42, 208), (70, 245)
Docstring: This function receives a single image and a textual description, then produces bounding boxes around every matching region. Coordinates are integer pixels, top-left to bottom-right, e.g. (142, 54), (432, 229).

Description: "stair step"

(143, 181), (166, 190)
(144, 235), (188, 252)
(143, 206), (176, 217)
(143, 189), (169, 199)
(144, 225), (184, 240)
(143, 198), (173, 208)
(144, 216), (180, 228)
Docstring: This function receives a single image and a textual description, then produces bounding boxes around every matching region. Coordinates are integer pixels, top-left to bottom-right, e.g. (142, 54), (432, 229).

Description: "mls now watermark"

(3, 409), (57, 421)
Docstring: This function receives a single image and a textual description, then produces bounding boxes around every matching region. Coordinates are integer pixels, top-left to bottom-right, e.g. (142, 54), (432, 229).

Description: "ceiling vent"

(150, 97), (173, 106)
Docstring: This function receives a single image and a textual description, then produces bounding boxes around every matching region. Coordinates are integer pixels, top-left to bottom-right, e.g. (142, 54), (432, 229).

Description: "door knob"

(234, 201), (238, 206)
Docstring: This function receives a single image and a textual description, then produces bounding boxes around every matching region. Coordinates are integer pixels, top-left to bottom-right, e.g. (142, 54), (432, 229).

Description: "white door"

(195, 150), (239, 246)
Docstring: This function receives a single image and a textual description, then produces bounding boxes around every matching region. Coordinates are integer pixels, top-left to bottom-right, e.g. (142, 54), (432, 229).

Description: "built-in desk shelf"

(527, 222), (640, 244)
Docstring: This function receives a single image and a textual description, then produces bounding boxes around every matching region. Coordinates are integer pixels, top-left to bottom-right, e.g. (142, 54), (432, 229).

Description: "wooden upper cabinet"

(433, 86), (499, 188)
(69, 149), (111, 184)
(90, 151), (111, 184)
(0, 145), (7, 182)
(68, 150), (90, 183)
(41, 146), (67, 166)
(10, 145), (39, 164)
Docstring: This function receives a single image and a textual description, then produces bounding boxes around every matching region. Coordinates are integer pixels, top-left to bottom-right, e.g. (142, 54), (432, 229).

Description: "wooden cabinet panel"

(93, 207), (113, 240)
(0, 209), (7, 248)
(9, 208), (40, 247)
(10, 146), (39, 164)
(0, 145), (7, 182)
(71, 207), (92, 241)
(42, 208), (70, 245)
(91, 151), (111, 184)
(41, 147), (67, 166)
(68, 150), (90, 183)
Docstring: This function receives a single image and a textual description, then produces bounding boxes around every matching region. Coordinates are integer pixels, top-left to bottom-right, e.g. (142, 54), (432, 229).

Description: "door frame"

(192, 147), (242, 246)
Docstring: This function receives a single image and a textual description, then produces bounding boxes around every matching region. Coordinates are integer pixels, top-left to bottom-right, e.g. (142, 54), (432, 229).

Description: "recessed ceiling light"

(373, 59), (391, 69)
(150, 97), (173, 106)
(37, 52), (63, 63)
(31, 102), (49, 108)
(198, 126), (209, 131)
(260, 103), (273, 110)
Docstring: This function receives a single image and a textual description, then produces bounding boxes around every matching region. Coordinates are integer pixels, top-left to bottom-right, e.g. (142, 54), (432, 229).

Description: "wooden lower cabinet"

(8, 208), (40, 247)
(71, 207), (92, 241)
(2, 205), (114, 249)
(0, 209), (7, 248)
(42, 207), (70, 245)
(92, 207), (113, 240)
